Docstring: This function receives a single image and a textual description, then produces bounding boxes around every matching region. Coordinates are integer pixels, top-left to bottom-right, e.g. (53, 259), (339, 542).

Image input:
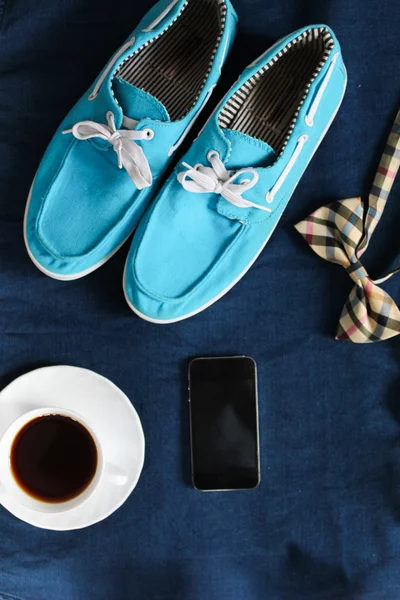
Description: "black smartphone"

(188, 356), (260, 491)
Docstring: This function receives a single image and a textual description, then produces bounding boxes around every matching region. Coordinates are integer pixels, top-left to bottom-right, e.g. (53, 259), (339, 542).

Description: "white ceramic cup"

(0, 407), (128, 514)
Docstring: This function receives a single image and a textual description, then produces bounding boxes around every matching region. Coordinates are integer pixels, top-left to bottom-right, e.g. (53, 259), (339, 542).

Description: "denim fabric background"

(0, 1), (399, 599)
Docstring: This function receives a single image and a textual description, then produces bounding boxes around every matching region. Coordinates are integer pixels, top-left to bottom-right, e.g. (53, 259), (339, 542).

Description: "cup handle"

(104, 463), (128, 486)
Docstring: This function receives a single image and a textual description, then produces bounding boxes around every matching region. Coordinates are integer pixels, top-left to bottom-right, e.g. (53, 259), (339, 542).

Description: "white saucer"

(0, 366), (145, 530)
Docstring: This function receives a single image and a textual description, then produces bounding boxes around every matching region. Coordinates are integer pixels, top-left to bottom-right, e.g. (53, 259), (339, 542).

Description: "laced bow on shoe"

(63, 111), (153, 189)
(177, 150), (272, 212)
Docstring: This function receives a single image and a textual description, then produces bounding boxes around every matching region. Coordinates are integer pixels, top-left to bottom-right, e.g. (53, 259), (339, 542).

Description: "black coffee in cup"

(10, 415), (98, 503)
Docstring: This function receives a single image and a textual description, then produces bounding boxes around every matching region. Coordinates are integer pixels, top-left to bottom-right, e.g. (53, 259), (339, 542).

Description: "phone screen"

(189, 356), (260, 491)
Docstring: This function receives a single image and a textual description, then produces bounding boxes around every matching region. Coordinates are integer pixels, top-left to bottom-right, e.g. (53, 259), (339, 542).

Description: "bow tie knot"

(346, 260), (369, 285)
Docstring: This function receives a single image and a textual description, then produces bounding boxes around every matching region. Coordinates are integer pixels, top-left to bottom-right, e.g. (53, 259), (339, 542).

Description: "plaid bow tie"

(295, 108), (400, 343)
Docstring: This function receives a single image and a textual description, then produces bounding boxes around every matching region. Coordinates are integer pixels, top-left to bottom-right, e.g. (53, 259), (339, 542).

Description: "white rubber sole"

(23, 182), (134, 281)
(123, 72), (348, 324)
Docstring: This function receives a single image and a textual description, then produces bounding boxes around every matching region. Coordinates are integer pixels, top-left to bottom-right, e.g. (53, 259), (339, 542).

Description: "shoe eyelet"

(144, 128), (154, 140)
(299, 134), (309, 143)
(241, 178), (251, 185)
(88, 92), (98, 101)
(305, 115), (313, 127)
(207, 150), (219, 161)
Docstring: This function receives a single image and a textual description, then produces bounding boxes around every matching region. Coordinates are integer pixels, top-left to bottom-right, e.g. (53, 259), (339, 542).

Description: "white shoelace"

(305, 52), (339, 127)
(265, 134), (308, 203)
(63, 111), (153, 190)
(178, 135), (308, 214)
(178, 151), (271, 213)
(88, 37), (136, 101)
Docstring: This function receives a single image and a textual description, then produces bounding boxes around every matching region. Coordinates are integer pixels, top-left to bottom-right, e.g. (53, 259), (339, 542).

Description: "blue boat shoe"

(124, 25), (347, 323)
(24, 0), (237, 279)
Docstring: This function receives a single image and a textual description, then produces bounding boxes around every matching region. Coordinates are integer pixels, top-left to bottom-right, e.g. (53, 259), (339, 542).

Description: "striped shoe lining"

(219, 28), (335, 155)
(117, 0), (226, 122)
